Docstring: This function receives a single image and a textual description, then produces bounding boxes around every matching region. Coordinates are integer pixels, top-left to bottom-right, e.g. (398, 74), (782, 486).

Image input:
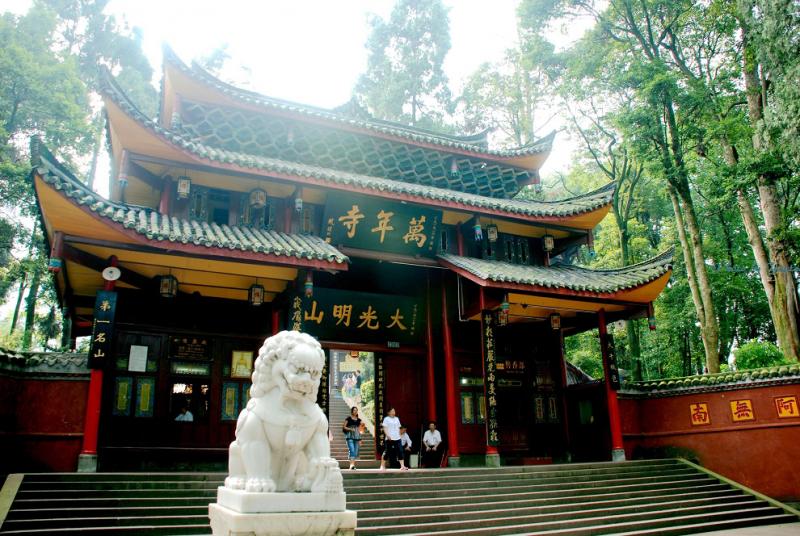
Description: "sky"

(8, 0), (578, 181)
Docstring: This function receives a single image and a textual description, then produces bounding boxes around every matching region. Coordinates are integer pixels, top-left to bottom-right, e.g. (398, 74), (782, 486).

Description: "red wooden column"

(158, 176), (172, 215)
(78, 256), (118, 472)
(271, 309), (281, 335)
(556, 326), (572, 461)
(598, 308), (626, 461)
(425, 274), (437, 423)
(478, 288), (501, 467)
(441, 281), (461, 466)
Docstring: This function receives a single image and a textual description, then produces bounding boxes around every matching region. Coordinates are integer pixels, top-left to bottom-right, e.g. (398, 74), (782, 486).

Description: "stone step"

(1, 460), (795, 536)
(361, 505), (788, 535)
(359, 495), (762, 528)
(353, 488), (744, 519)
(344, 474), (714, 501)
(341, 466), (698, 490)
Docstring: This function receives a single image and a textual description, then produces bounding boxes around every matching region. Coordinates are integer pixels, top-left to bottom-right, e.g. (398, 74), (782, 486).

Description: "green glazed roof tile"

(163, 47), (553, 159)
(438, 250), (673, 294)
(621, 364), (800, 397)
(100, 69), (614, 221)
(32, 145), (348, 267)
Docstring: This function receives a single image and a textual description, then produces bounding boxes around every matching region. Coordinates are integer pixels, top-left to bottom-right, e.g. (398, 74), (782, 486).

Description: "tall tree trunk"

(617, 220), (643, 381)
(21, 269), (41, 350)
(668, 185), (716, 370)
(9, 276), (26, 334)
(739, 15), (800, 360)
(663, 101), (720, 372)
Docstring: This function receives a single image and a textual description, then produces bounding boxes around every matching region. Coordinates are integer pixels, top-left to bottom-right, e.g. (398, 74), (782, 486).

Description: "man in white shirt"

(175, 406), (194, 422)
(379, 407), (408, 470)
(422, 421), (442, 468)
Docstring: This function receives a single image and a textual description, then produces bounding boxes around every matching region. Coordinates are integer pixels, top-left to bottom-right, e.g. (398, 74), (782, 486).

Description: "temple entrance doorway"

(328, 349), (377, 462)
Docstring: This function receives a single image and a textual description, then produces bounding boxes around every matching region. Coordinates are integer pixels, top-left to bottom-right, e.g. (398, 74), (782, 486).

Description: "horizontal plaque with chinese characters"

(291, 287), (423, 345)
(170, 336), (211, 361)
(323, 194), (442, 257)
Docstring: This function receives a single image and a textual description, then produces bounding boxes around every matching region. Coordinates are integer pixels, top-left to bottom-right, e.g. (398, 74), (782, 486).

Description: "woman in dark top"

(342, 406), (362, 470)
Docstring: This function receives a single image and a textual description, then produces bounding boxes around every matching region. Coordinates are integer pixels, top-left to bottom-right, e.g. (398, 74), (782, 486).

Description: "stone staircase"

(1, 459), (798, 534)
(329, 391), (378, 469)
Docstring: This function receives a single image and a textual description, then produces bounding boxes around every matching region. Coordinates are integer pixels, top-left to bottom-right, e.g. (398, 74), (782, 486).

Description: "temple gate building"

(31, 48), (672, 471)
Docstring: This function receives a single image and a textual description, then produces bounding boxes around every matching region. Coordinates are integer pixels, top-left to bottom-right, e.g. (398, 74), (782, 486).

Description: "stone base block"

(209, 503), (356, 536)
(611, 448), (626, 462)
(485, 453), (501, 467)
(216, 487), (346, 513)
(76, 454), (97, 473)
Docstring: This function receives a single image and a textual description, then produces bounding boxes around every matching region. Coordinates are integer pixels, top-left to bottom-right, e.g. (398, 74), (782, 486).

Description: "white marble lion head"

(250, 331), (324, 401)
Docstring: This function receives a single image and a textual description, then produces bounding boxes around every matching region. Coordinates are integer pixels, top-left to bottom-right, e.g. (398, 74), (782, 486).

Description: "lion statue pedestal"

(209, 331), (356, 536)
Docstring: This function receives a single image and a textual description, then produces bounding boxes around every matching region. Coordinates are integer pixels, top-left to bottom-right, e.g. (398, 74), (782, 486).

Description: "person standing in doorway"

(354, 370), (363, 405)
(379, 407), (407, 471)
(342, 406), (362, 470)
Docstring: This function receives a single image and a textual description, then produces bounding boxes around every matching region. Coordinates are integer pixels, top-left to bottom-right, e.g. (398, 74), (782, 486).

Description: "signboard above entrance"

(291, 287), (424, 345)
(323, 193), (442, 257)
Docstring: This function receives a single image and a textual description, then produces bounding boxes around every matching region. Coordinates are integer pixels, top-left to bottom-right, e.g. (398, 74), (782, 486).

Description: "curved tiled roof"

(101, 72), (615, 221)
(32, 144), (348, 266)
(621, 364), (800, 397)
(438, 249), (673, 294)
(163, 46), (553, 158)
(0, 347), (88, 373)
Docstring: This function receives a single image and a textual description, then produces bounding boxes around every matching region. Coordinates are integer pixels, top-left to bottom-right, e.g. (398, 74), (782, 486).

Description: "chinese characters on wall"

(482, 312), (500, 446)
(88, 291), (117, 368)
(688, 395), (800, 426)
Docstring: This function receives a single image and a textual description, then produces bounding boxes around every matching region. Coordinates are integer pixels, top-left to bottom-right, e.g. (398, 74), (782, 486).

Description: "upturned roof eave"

(101, 73), (616, 228)
(437, 250), (673, 300)
(31, 141), (350, 272)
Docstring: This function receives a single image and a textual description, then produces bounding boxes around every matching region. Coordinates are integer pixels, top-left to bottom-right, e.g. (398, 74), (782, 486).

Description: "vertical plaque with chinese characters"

(88, 290), (117, 368)
(481, 312), (500, 447)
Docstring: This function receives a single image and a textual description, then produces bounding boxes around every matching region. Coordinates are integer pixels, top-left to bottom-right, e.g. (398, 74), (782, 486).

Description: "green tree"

(355, 0), (452, 128)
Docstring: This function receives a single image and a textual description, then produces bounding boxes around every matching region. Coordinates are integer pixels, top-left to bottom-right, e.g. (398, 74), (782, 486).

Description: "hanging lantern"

(473, 222), (483, 242)
(498, 295), (510, 326)
(248, 283), (265, 306)
(550, 312), (561, 331)
(587, 232), (596, 258)
(249, 188), (267, 209)
(176, 175), (191, 200)
(450, 159), (460, 178)
(295, 196), (304, 213)
(159, 274), (178, 298)
(486, 224), (499, 243)
(304, 272), (314, 298)
(542, 234), (555, 252)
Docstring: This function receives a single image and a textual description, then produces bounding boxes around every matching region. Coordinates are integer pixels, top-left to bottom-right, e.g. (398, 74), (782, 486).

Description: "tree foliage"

(355, 0), (452, 129)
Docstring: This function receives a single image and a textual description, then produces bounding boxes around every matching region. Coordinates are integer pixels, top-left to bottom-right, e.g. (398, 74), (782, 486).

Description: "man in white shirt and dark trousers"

(379, 407), (408, 471)
(422, 421), (442, 468)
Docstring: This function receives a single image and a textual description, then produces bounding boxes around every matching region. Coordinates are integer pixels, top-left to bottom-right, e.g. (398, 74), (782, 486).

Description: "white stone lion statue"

(224, 331), (342, 494)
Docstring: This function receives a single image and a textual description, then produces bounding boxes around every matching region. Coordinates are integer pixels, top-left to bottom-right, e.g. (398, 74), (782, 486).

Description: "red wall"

(620, 383), (800, 501)
(0, 375), (88, 473)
